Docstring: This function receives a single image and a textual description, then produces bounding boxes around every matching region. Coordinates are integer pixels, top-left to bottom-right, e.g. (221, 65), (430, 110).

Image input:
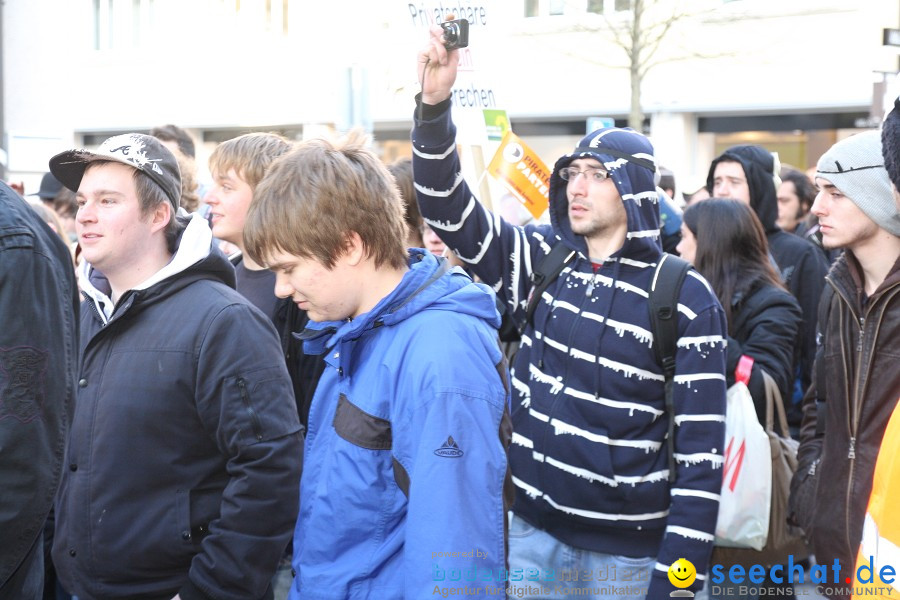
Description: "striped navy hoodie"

(412, 101), (727, 598)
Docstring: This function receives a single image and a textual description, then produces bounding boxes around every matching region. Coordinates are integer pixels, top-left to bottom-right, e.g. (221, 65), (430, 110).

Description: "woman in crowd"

(677, 198), (801, 427)
(678, 198), (803, 600)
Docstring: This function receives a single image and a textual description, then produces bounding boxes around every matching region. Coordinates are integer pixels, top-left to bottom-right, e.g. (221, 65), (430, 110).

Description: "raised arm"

(413, 26), (554, 326)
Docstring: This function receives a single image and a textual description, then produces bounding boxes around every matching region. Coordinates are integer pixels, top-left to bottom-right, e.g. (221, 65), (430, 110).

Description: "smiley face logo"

(667, 558), (696, 588)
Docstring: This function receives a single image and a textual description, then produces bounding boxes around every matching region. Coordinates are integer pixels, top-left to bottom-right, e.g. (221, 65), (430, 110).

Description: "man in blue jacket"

(49, 134), (302, 600)
(242, 131), (513, 599)
(415, 25), (727, 599)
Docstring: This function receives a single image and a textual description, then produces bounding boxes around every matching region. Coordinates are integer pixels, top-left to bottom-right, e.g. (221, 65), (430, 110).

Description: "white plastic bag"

(714, 381), (772, 550)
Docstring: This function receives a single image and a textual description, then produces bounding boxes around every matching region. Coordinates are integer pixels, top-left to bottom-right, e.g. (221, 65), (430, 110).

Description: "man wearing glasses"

(413, 24), (728, 600)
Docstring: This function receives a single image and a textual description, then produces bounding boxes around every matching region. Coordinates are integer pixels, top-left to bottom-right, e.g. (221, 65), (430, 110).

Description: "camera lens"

(443, 22), (459, 45)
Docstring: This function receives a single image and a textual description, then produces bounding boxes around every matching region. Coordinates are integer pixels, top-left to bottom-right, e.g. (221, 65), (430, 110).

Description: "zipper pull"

(848, 437), (856, 460)
(586, 272), (599, 298)
(857, 317), (865, 353)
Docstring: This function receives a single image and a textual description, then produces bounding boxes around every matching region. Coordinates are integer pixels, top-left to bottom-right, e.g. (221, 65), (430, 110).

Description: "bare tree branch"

(529, 0), (724, 129)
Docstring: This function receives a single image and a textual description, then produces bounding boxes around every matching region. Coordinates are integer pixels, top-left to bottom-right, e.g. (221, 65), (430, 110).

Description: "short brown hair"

(245, 130), (408, 271)
(150, 124), (195, 158)
(386, 157), (424, 248)
(209, 132), (293, 191)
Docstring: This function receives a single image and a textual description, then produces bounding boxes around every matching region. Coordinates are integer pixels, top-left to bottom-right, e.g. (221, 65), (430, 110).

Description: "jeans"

(506, 513), (653, 599)
(272, 553), (293, 600)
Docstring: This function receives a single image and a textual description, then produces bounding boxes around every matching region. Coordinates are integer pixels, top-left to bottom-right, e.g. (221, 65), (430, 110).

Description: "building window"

(91, 0), (291, 50)
(549, 0), (565, 15)
(588, 0), (604, 13)
(614, 0), (632, 10)
(524, 0), (539, 17)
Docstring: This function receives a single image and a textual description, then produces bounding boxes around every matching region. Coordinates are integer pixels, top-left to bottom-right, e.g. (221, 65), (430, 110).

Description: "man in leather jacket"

(790, 130), (900, 599)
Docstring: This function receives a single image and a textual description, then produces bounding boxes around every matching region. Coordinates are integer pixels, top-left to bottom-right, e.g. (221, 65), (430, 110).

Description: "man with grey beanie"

(789, 129), (900, 598)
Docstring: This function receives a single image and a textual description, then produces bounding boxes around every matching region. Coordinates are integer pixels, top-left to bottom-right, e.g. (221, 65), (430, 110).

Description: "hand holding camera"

(418, 17), (468, 105)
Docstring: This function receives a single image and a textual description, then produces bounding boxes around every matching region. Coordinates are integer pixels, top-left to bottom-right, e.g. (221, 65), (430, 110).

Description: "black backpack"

(524, 244), (691, 483)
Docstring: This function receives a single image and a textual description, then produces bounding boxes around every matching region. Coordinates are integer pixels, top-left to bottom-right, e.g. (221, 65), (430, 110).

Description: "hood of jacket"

(707, 145), (780, 233)
(301, 250), (500, 358)
(79, 212), (235, 323)
(547, 127), (661, 263)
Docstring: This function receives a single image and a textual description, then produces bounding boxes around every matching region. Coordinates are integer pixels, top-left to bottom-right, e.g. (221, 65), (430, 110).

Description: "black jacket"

(725, 281), (802, 421)
(767, 230), (829, 395)
(708, 147), (828, 421)
(232, 254), (325, 429)
(54, 217), (303, 600)
(0, 187), (79, 588)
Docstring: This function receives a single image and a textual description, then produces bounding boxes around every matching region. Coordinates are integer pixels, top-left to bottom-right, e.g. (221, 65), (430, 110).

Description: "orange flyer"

(486, 131), (551, 220)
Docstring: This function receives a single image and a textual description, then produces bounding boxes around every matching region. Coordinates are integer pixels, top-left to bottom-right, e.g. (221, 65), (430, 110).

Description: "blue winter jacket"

(412, 101), (727, 598)
(289, 251), (512, 600)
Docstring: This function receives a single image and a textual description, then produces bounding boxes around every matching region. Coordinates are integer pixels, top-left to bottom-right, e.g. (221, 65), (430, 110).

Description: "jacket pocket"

(188, 487), (221, 543)
(331, 395), (412, 499)
(332, 394), (392, 450)
(788, 458), (819, 542)
(176, 489), (192, 545)
(305, 395), (403, 565)
(237, 376), (264, 442)
(222, 367), (301, 446)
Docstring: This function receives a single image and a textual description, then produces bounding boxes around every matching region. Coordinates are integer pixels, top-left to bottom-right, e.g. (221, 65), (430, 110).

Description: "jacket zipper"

(847, 316), (864, 461)
(833, 279), (899, 566)
(535, 258), (592, 504)
(825, 277), (859, 564)
(237, 377), (264, 442)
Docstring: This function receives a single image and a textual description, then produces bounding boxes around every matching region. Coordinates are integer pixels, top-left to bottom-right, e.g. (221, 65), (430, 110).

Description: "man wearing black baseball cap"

(49, 133), (302, 600)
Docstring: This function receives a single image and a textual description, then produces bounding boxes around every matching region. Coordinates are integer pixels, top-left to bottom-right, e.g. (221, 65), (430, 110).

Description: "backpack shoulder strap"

(649, 254), (691, 375)
(647, 253), (691, 483)
(524, 241), (576, 330)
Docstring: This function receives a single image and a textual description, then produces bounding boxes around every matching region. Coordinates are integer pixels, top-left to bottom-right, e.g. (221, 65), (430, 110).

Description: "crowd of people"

(1, 22), (900, 600)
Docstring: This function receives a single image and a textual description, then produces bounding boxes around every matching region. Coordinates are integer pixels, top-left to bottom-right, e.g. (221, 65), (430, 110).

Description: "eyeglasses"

(558, 166), (610, 183)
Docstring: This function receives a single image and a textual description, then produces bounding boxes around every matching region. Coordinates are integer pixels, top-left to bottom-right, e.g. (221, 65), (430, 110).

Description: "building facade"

(2, 0), (898, 197)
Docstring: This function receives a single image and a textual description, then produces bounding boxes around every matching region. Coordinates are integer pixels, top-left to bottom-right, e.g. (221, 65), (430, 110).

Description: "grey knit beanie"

(815, 130), (900, 236)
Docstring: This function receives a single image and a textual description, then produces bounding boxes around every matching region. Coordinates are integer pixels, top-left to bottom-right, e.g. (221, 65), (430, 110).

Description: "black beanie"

(882, 95), (900, 192)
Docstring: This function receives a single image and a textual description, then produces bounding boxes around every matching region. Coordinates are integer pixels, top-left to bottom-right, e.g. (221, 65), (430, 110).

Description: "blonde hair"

(245, 129), (407, 271)
(209, 132), (293, 190)
(176, 153), (200, 213)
